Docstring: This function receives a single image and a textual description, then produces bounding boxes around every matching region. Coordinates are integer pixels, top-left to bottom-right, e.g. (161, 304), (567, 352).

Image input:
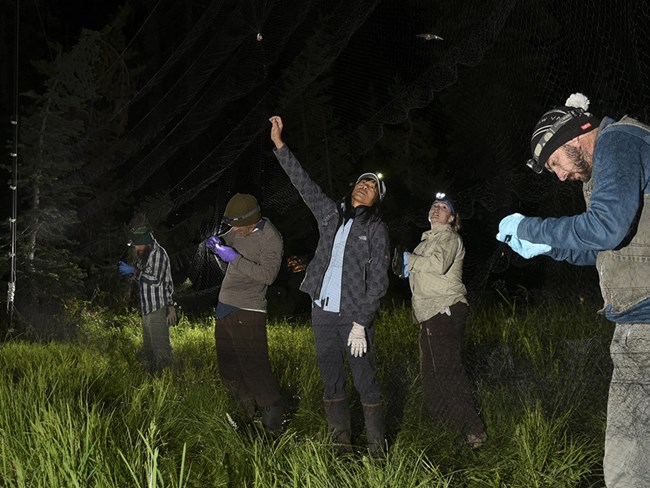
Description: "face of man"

(134, 244), (152, 262)
(351, 178), (379, 207)
(428, 200), (455, 227)
(231, 222), (257, 236)
(545, 141), (593, 182)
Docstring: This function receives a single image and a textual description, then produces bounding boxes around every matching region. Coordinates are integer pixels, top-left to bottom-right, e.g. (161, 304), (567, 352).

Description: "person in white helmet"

(270, 115), (390, 457)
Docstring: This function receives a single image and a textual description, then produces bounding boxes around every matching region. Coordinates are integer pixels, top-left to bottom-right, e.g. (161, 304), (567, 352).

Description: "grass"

(0, 299), (612, 487)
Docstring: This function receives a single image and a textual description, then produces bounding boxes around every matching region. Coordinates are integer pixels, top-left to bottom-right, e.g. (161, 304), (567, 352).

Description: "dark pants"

(419, 302), (485, 436)
(311, 305), (382, 405)
(215, 309), (281, 408)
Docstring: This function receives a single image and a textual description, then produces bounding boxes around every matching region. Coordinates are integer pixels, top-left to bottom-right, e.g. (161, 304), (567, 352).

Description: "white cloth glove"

(347, 322), (367, 358)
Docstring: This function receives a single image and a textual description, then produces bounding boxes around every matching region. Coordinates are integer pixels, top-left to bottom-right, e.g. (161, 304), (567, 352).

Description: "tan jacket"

(218, 218), (283, 311)
(407, 224), (468, 323)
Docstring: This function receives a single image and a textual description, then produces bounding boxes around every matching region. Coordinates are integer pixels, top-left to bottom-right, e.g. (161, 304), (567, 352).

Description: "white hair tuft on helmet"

(565, 93), (590, 111)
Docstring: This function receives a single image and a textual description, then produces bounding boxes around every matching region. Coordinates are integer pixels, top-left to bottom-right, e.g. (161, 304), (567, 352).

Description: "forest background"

(2, 0), (649, 333)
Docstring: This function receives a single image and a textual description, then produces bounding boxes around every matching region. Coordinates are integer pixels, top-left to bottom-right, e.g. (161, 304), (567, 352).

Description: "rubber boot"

(323, 398), (353, 454)
(362, 402), (386, 458)
(261, 399), (284, 437)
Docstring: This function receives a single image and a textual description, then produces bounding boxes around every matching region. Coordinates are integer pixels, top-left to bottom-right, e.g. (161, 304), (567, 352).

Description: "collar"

(424, 223), (452, 236)
(254, 218), (266, 232)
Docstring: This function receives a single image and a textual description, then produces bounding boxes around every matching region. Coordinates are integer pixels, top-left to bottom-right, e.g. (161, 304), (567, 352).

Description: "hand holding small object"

(496, 233), (551, 259)
(498, 213), (525, 242)
(206, 235), (239, 262)
(118, 261), (135, 276)
(205, 235), (222, 253)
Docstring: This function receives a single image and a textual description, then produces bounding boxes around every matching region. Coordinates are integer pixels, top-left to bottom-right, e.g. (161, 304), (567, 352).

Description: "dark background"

(2, 0), (649, 325)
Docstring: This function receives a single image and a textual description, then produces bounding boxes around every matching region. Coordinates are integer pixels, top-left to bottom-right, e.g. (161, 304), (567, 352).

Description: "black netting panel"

(63, 0), (650, 311)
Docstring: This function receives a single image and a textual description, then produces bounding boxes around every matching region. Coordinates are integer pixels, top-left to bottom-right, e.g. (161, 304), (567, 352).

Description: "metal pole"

(7, 0), (19, 324)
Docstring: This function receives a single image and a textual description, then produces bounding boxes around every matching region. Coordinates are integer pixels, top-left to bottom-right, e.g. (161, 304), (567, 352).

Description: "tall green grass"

(0, 300), (611, 487)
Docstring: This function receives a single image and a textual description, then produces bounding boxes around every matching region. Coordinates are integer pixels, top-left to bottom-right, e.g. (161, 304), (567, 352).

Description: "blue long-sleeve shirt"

(519, 116), (650, 323)
(318, 219), (353, 312)
(520, 118), (648, 254)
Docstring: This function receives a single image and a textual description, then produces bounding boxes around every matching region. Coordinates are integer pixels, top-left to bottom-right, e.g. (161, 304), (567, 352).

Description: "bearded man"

(497, 93), (650, 488)
(119, 226), (177, 372)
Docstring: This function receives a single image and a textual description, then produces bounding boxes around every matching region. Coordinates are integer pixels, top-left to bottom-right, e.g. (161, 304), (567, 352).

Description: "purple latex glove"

(215, 244), (238, 262)
(206, 235), (238, 262)
(205, 235), (222, 253)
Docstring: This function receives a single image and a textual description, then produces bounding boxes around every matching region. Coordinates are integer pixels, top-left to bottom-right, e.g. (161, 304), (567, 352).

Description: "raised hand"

(269, 116), (285, 149)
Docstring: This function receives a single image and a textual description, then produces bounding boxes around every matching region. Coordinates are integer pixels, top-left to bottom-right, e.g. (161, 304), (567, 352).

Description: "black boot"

(323, 398), (353, 454)
(261, 399), (284, 436)
(362, 402), (386, 458)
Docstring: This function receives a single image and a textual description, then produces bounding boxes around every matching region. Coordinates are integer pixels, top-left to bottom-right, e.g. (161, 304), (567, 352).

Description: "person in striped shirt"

(119, 226), (177, 372)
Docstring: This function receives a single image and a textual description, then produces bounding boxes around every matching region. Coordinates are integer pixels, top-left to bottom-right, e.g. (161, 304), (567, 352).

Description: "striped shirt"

(135, 241), (174, 316)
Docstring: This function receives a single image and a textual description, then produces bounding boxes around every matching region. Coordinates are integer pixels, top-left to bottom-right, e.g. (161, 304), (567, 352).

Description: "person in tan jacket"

(396, 192), (486, 448)
(205, 193), (284, 436)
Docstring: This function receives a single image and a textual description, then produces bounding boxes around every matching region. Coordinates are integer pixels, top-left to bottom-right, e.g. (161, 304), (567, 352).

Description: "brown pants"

(215, 309), (281, 408)
(419, 302), (485, 436)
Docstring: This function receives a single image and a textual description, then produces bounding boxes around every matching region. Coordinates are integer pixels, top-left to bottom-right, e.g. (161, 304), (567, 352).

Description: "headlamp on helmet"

(355, 172), (386, 202)
(434, 192), (456, 216)
(527, 93), (598, 174)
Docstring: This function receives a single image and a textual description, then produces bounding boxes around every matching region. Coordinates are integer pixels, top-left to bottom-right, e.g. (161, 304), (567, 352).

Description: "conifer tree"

(6, 12), (134, 331)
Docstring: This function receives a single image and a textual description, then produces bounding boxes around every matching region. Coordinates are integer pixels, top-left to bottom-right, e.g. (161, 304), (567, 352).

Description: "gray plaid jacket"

(273, 145), (390, 327)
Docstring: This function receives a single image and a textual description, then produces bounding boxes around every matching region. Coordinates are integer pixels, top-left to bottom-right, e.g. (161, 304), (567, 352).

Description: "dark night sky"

(3, 0), (649, 308)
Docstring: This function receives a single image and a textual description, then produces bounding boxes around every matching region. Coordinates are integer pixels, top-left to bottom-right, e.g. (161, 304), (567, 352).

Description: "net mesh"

(95, 0), (650, 311)
(7, 0), (648, 317)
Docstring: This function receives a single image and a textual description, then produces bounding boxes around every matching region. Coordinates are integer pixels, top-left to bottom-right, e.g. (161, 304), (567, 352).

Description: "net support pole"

(7, 0), (19, 325)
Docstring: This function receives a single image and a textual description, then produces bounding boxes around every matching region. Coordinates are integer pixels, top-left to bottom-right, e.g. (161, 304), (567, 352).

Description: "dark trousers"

(311, 305), (382, 405)
(419, 302), (485, 436)
(215, 309), (281, 408)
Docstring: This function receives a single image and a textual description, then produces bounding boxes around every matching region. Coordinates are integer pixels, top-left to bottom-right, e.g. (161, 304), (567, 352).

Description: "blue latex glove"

(118, 261), (135, 276)
(403, 252), (410, 278)
(206, 235), (239, 262)
(497, 234), (551, 259)
(510, 237), (551, 259)
(498, 213), (525, 241)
